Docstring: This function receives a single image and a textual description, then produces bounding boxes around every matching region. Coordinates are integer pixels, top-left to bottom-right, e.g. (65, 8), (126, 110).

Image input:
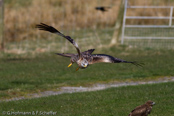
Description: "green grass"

(1, 46), (174, 99)
(0, 82), (174, 116)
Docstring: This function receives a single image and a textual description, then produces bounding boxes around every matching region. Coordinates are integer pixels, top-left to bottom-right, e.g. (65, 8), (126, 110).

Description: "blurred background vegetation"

(2, 0), (120, 55)
(3, 0), (174, 41)
(0, 0), (174, 56)
(4, 0), (119, 42)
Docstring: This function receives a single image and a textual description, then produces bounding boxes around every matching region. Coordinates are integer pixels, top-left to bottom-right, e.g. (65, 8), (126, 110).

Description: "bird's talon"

(76, 67), (79, 71)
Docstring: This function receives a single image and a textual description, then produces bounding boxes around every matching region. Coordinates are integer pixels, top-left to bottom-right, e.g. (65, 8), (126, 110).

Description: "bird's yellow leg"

(68, 63), (72, 68)
(76, 67), (79, 71)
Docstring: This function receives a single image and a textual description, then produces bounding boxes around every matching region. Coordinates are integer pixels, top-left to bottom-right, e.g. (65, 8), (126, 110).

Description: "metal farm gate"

(121, 0), (174, 48)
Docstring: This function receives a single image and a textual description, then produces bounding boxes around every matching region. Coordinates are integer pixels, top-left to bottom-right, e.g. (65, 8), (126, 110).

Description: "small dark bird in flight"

(95, 6), (111, 12)
(129, 100), (155, 116)
(36, 23), (142, 71)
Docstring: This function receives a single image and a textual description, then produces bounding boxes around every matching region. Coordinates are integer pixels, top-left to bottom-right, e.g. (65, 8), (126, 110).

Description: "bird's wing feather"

(129, 104), (147, 116)
(55, 53), (75, 57)
(36, 23), (81, 58)
(89, 54), (143, 67)
(82, 49), (95, 55)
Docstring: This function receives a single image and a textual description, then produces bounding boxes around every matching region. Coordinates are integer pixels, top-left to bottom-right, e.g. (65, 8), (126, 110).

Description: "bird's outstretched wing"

(95, 6), (111, 12)
(36, 23), (81, 58)
(89, 54), (143, 67)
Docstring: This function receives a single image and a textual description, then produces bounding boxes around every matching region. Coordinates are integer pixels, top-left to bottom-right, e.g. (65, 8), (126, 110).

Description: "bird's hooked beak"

(84, 64), (87, 67)
(152, 102), (155, 105)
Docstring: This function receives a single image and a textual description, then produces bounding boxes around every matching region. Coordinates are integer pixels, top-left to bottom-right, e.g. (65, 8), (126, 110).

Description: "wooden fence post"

(109, 0), (125, 47)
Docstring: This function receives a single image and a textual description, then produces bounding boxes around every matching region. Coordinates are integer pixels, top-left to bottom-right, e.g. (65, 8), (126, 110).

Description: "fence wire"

(122, 0), (174, 49)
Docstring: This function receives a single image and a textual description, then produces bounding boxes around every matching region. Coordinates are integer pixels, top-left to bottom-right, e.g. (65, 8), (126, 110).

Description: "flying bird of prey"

(36, 23), (142, 71)
(128, 101), (155, 116)
(95, 6), (111, 12)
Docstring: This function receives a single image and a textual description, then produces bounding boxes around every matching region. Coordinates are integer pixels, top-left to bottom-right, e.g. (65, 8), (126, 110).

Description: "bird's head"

(146, 100), (155, 106)
(77, 58), (89, 69)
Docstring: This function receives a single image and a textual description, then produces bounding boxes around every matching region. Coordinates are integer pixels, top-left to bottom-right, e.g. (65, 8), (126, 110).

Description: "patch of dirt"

(1, 77), (174, 102)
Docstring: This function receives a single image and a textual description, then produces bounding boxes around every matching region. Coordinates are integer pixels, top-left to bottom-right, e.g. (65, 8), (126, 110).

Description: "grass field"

(1, 46), (174, 100)
(0, 82), (174, 116)
(2, 1), (174, 115)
